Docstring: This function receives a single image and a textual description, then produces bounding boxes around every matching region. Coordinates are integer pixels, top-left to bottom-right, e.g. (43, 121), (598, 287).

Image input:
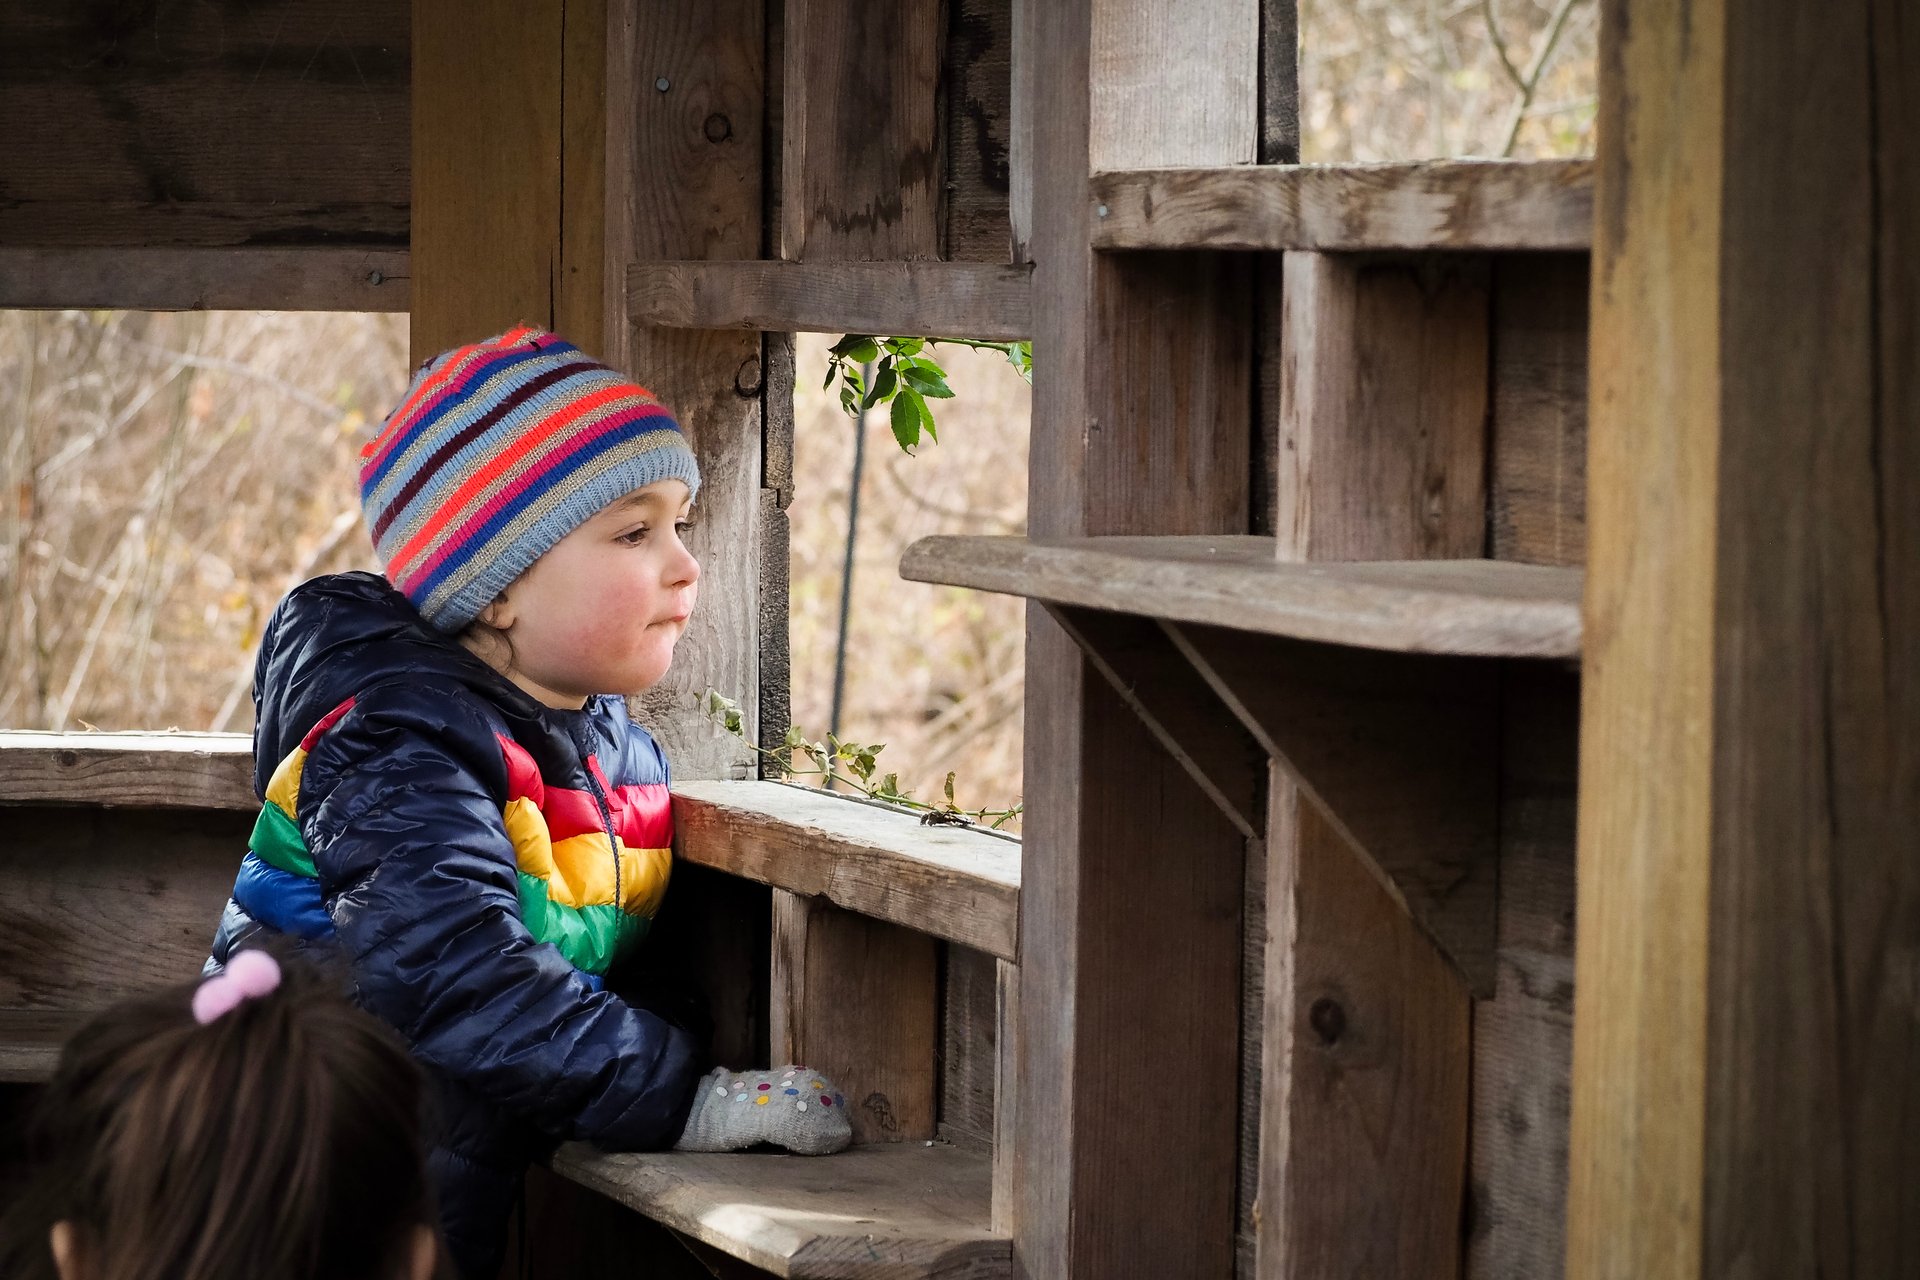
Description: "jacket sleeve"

(297, 682), (703, 1150)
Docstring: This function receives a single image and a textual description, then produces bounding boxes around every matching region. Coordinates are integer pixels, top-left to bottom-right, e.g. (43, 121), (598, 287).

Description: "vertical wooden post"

(412, 0), (610, 364)
(1016, 0), (1256, 1275)
(607, 0), (767, 779)
(1568, 0), (1919, 1274)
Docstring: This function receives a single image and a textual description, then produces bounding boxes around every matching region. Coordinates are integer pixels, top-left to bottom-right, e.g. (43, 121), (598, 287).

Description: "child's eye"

(676, 519), (696, 535)
(615, 526), (648, 546)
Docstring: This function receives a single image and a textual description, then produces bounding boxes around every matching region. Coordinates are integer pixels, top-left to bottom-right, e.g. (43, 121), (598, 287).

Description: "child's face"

(480, 479), (699, 709)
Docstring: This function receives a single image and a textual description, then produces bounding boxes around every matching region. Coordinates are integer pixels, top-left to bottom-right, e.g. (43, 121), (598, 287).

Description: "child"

(202, 327), (850, 1279)
(0, 951), (443, 1280)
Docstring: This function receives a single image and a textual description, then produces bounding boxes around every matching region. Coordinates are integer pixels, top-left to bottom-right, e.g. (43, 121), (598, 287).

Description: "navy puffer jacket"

(206, 572), (704, 1278)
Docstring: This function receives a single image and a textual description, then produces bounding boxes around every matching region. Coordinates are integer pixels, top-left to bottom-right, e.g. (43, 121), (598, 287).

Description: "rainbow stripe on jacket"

(234, 696), (672, 983)
(357, 326), (701, 634)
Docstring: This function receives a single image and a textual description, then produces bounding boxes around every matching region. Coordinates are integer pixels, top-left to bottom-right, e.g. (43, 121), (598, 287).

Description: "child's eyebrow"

(601, 491), (692, 522)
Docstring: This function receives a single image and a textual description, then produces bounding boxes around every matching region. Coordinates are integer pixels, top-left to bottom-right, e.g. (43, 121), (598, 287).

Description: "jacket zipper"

(570, 720), (623, 910)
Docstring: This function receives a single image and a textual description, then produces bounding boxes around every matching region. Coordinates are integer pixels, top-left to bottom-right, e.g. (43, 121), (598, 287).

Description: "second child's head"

(358, 327), (703, 708)
(0, 953), (439, 1280)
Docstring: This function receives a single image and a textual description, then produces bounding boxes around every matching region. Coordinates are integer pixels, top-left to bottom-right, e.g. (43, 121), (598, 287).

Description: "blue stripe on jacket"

(232, 851), (335, 941)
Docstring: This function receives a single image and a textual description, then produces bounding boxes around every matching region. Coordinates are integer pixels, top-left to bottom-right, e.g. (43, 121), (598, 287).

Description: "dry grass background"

(0, 0), (1595, 827)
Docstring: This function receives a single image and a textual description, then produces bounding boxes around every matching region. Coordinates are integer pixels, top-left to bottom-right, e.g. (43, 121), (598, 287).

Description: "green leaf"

(894, 337), (926, 356)
(889, 391), (923, 453)
(915, 389), (939, 443)
(943, 771), (957, 805)
(822, 361), (839, 390)
(830, 335), (881, 364)
(862, 361), (898, 409)
(901, 367), (955, 398)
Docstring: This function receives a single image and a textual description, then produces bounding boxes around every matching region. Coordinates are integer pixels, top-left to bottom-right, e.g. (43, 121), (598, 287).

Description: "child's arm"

(298, 683), (703, 1151)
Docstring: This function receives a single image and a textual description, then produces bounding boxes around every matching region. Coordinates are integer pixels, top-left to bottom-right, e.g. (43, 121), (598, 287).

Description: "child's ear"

(478, 592), (516, 630)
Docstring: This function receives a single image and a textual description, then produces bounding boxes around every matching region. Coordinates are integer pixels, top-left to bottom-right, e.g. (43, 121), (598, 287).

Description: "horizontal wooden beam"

(0, 1009), (87, 1084)
(1091, 159), (1594, 252)
(0, 247), (410, 312)
(673, 781), (1020, 961)
(0, 732), (254, 810)
(551, 1142), (1007, 1278)
(626, 260), (1032, 339)
(902, 535), (1584, 658)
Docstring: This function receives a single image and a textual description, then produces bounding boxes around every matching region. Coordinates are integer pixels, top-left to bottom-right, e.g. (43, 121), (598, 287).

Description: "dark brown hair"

(0, 956), (439, 1280)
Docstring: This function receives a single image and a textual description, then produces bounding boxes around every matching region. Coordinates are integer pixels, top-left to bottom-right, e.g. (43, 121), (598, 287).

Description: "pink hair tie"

(192, 950), (282, 1025)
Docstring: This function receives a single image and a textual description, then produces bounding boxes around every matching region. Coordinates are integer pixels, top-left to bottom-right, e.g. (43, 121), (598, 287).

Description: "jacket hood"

(251, 571), (609, 795)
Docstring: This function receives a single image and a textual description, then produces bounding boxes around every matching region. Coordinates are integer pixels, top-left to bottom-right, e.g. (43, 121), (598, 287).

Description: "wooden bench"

(0, 731), (1018, 1279)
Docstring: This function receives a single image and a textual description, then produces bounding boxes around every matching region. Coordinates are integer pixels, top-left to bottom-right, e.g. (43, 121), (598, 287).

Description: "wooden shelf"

(551, 1141), (1006, 1280)
(627, 260), (1032, 340)
(0, 1009), (89, 1083)
(900, 536), (1584, 658)
(1089, 159), (1594, 252)
(674, 781), (1020, 961)
(0, 731), (255, 811)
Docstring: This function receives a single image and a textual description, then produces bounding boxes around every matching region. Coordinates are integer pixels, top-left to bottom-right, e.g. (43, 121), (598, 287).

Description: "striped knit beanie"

(358, 326), (701, 633)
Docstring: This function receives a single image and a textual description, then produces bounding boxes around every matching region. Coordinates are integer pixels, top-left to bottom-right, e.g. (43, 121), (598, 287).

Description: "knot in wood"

(704, 113), (733, 143)
(733, 354), (763, 398)
(1308, 996), (1346, 1046)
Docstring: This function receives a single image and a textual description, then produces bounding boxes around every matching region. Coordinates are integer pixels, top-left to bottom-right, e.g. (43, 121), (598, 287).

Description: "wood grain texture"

(1014, 0), (1256, 1273)
(0, 248), (408, 312)
(990, 956), (1018, 1237)
(946, 0), (1016, 262)
(903, 535), (1583, 658)
(772, 894), (939, 1143)
(673, 781), (1019, 960)
(1489, 255), (1589, 567)
(410, 0), (564, 362)
(759, 330), (795, 762)
(1259, 770), (1471, 1277)
(1570, 0), (1920, 1274)
(1048, 607), (1265, 838)
(0, 1010), (87, 1084)
(0, 807), (250, 1012)
(781, 0), (943, 260)
(1167, 624), (1500, 997)
(1088, 1), (1256, 170)
(1466, 665), (1578, 1279)
(1092, 160), (1594, 252)
(626, 260), (1032, 339)
(0, 2), (407, 251)
(555, 0), (611, 360)
(550, 1142), (1008, 1279)
(938, 945), (1000, 1149)
(0, 732), (253, 811)
(1278, 252), (1491, 562)
(613, 0), (766, 781)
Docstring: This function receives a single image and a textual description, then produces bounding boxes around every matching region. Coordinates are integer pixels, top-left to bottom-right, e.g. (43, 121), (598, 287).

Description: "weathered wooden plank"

(780, 0), (943, 261)
(946, 0), (1016, 262)
(902, 535), (1584, 658)
(673, 781), (1019, 961)
(0, 248), (408, 313)
(771, 893), (939, 1144)
(0, 732), (253, 811)
(1166, 624), (1500, 997)
(555, 0), (611, 360)
(1569, 0), (1920, 1274)
(1278, 252), (1491, 562)
(1465, 665), (1577, 1279)
(550, 1142), (1008, 1279)
(938, 944), (1000, 1149)
(0, 1010), (88, 1084)
(1047, 606), (1264, 838)
(1490, 254), (1589, 567)
(990, 956), (1019, 1237)
(410, 0), (563, 362)
(1017, 0), (1257, 1273)
(1260, 769), (1472, 1276)
(625, 261), (1032, 339)
(1088, 6), (1256, 171)
(1092, 160), (1594, 252)
(0, 807), (250, 1012)
(613, 0), (766, 781)
(0, 2), (408, 251)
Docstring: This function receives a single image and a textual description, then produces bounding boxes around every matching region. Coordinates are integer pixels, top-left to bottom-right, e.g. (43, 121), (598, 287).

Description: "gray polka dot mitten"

(674, 1065), (853, 1155)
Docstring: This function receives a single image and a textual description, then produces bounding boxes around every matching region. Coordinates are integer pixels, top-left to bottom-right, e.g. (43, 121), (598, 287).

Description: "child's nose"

(669, 539), (700, 588)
